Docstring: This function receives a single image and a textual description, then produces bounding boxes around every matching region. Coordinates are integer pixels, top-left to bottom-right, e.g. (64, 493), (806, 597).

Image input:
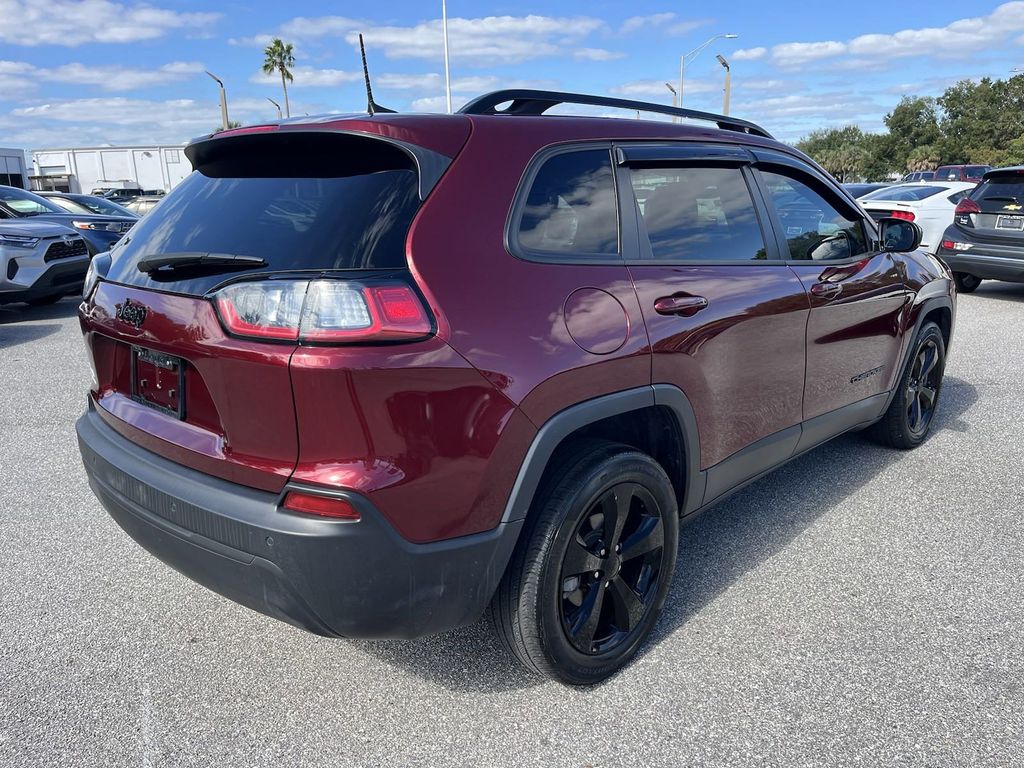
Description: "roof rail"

(458, 89), (773, 139)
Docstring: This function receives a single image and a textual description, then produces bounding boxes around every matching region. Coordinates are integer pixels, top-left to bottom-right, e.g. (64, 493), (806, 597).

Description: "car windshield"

(72, 195), (136, 217)
(861, 185), (945, 202)
(45, 196), (93, 214)
(0, 186), (66, 215)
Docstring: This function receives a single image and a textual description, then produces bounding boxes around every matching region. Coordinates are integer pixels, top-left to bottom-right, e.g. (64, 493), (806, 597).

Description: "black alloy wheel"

(560, 482), (665, 655)
(489, 441), (679, 685)
(906, 337), (941, 436)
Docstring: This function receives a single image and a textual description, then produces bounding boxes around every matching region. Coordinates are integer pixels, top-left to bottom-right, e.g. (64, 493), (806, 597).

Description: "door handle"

(810, 282), (842, 299)
(654, 294), (709, 317)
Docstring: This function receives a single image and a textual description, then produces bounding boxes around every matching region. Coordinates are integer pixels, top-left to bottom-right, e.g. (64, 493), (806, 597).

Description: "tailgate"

(82, 282), (298, 492)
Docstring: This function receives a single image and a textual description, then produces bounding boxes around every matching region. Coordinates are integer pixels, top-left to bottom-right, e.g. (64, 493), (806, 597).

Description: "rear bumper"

(936, 235), (1024, 282)
(76, 406), (522, 639)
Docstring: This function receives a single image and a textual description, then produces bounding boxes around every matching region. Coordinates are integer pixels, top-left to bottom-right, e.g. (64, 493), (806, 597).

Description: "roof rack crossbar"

(458, 89), (773, 139)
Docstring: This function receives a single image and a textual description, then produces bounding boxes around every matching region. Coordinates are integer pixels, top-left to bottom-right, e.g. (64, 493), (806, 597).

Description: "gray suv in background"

(937, 166), (1024, 292)
(0, 219), (90, 306)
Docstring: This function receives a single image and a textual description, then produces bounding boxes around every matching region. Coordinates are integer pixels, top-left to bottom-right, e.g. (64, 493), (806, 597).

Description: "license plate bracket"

(131, 346), (185, 419)
(996, 215), (1024, 230)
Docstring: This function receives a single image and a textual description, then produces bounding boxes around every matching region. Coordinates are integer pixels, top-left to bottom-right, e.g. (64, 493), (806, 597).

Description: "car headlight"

(0, 233), (41, 248)
(73, 220), (122, 233)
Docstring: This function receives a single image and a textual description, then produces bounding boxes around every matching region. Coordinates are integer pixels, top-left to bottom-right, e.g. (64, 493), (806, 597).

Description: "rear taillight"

(955, 198), (981, 215)
(955, 197), (980, 227)
(212, 278), (432, 343)
(282, 491), (361, 520)
(891, 210), (916, 222)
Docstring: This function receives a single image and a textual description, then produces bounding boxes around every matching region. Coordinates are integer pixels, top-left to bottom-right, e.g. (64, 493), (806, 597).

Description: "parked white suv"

(0, 220), (90, 306)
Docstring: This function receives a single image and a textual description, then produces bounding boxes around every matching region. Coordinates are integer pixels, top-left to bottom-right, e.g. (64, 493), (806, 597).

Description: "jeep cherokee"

(76, 90), (956, 684)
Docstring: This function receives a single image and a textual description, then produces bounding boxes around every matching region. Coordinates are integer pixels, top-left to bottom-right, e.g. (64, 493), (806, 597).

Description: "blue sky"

(2, 0), (1023, 150)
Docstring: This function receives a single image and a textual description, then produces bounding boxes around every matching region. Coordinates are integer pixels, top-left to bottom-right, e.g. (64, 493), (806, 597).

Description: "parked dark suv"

(937, 166), (1024, 292)
(76, 91), (956, 684)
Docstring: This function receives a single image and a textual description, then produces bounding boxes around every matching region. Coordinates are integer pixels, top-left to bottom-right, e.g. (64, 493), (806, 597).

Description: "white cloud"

(38, 62), (205, 91)
(733, 47), (767, 61)
(763, 2), (1024, 69)
(771, 41), (847, 67)
(246, 14), (608, 66)
(351, 15), (606, 65)
(0, 0), (219, 46)
(573, 48), (626, 62)
(610, 79), (716, 98)
(249, 66), (362, 88)
(620, 13), (676, 34)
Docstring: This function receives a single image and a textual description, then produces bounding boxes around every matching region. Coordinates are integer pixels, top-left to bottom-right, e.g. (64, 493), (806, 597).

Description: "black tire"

(870, 321), (946, 449)
(953, 272), (981, 294)
(489, 441), (679, 685)
(25, 293), (64, 307)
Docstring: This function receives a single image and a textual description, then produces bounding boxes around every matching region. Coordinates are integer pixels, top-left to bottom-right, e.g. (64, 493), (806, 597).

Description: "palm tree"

(263, 38), (295, 118)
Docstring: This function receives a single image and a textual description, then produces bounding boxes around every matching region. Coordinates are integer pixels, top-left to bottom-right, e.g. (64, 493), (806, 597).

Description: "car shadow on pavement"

(968, 282), (1024, 304)
(353, 376), (978, 693)
(0, 297), (80, 326)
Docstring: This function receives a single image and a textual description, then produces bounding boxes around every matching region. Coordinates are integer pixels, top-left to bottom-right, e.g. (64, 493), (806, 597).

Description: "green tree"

(906, 144), (941, 173)
(883, 97), (941, 172)
(796, 126), (873, 181)
(212, 119), (243, 134)
(263, 38), (295, 118)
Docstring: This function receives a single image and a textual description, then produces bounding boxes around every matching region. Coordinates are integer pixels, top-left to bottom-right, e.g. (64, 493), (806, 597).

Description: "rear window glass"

(861, 185), (945, 202)
(972, 175), (1024, 201)
(515, 148), (618, 259)
(104, 133), (422, 294)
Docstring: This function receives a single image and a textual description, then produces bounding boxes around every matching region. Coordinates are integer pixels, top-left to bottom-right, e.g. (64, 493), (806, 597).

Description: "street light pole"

(266, 97), (282, 120)
(716, 54), (731, 116)
(442, 0), (453, 113)
(206, 71), (229, 131)
(665, 82), (678, 108)
(678, 33), (738, 110)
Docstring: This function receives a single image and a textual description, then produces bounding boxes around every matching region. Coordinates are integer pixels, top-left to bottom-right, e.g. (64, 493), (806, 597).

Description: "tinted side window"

(760, 171), (867, 261)
(630, 166), (768, 261)
(516, 149), (618, 259)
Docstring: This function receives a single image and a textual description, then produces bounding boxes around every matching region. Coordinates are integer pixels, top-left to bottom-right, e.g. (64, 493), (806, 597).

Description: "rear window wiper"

(136, 252), (267, 273)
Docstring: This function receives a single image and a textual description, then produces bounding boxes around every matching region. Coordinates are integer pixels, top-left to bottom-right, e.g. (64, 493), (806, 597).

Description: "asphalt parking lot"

(1, 285), (1022, 768)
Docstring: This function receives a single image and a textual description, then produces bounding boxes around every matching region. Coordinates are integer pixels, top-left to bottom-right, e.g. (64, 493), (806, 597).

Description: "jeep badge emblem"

(116, 298), (148, 329)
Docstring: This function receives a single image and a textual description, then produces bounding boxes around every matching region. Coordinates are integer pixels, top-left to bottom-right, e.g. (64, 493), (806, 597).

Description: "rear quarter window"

(512, 148), (619, 261)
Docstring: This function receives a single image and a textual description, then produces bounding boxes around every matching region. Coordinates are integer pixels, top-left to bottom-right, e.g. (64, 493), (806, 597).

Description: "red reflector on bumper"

(282, 491), (361, 520)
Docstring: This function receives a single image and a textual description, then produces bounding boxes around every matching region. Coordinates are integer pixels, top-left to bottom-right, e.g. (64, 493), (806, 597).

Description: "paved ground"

(1, 284), (1022, 768)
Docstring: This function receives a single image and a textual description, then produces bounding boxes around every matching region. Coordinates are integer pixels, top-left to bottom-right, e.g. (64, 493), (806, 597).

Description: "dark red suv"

(76, 90), (956, 684)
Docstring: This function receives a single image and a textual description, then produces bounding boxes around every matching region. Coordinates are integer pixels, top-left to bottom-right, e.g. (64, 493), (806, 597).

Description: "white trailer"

(31, 145), (191, 194)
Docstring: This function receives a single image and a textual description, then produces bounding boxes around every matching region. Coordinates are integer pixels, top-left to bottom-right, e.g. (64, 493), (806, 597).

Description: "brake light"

(955, 198), (981, 215)
(282, 491), (361, 520)
(212, 279), (432, 343)
(891, 210), (916, 222)
(941, 239), (955, 249)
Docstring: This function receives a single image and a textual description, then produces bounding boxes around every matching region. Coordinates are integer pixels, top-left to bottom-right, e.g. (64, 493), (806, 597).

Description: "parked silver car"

(0, 220), (90, 306)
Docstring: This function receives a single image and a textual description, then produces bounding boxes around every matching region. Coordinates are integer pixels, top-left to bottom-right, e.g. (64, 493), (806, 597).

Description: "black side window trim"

(504, 141), (624, 265)
(614, 149), (786, 265)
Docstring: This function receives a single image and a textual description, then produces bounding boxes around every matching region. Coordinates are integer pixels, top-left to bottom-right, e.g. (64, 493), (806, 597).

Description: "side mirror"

(878, 218), (923, 252)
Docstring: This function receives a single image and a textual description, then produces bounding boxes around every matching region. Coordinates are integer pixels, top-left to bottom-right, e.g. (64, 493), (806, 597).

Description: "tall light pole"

(442, 0), (452, 113)
(206, 70), (229, 131)
(266, 97), (282, 120)
(678, 33), (738, 110)
(665, 82), (678, 109)
(716, 54), (731, 116)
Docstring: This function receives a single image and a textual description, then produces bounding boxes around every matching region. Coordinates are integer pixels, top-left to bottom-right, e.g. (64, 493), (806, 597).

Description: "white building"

(31, 145), (191, 194)
(0, 148), (28, 189)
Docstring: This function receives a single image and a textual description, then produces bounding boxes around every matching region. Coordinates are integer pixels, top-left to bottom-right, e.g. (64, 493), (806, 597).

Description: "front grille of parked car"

(43, 238), (88, 262)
